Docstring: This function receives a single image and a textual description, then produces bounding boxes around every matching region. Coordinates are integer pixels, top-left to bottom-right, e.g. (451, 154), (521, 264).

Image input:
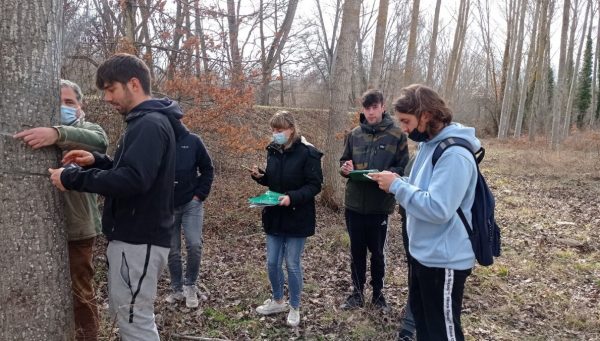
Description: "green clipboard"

(348, 169), (379, 182)
(248, 190), (284, 206)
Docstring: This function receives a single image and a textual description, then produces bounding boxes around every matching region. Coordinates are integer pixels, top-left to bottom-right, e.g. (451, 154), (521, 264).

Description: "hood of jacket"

(359, 111), (395, 134)
(423, 122), (481, 152)
(126, 98), (189, 140)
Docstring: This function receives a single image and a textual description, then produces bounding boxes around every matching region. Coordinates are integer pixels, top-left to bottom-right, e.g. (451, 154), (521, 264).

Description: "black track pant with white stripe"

(409, 259), (472, 341)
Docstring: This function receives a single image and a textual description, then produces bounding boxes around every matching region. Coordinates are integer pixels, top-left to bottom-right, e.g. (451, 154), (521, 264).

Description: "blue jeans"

(266, 234), (306, 309)
(168, 199), (204, 292)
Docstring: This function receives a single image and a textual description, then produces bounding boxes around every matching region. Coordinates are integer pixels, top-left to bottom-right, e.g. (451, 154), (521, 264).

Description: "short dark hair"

(361, 89), (384, 108)
(96, 53), (152, 95)
(393, 84), (453, 126)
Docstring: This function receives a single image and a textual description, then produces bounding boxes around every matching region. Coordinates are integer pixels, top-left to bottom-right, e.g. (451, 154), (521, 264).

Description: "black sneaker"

(340, 292), (364, 309)
(372, 294), (389, 311)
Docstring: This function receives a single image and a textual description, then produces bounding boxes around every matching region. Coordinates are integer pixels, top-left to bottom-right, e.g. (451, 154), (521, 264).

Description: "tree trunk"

(139, 0), (155, 81)
(562, 0), (591, 137)
(530, 0), (551, 142)
(167, 0), (184, 80)
(195, 0), (210, 75)
(227, 0), (244, 89)
(425, 0), (441, 85)
(322, 0), (361, 209)
(590, 7), (600, 127)
(514, 0), (541, 137)
(444, 0), (470, 100)
(404, 0), (420, 85)
(0, 1), (74, 339)
(121, 0), (137, 54)
(368, 0), (389, 89)
(551, 0), (571, 148)
(498, 0), (527, 139)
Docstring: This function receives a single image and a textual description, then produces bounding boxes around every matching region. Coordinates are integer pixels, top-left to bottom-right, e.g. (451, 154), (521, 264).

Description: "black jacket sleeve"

(287, 147), (323, 205)
(61, 116), (170, 197)
(193, 136), (214, 201)
(89, 151), (114, 170)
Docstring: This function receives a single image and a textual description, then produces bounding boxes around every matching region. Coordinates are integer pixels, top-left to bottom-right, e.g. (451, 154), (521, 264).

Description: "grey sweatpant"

(107, 240), (169, 341)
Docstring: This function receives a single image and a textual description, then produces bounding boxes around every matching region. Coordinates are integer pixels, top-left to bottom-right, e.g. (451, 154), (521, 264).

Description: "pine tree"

(575, 35), (593, 128)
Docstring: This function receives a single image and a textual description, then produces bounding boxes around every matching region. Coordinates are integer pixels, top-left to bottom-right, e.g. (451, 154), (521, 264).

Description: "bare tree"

(444, 0), (470, 100)
(258, 0), (300, 105)
(590, 5), (600, 127)
(227, 0), (244, 88)
(498, 0), (527, 138)
(530, 0), (552, 141)
(562, 0), (592, 137)
(551, 0), (571, 148)
(425, 0), (442, 85)
(322, 0), (361, 209)
(403, 0), (421, 85)
(0, 0), (74, 338)
(514, 0), (541, 137)
(368, 0), (389, 89)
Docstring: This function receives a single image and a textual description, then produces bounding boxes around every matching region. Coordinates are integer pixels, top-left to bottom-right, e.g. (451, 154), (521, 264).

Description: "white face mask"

(272, 131), (288, 145)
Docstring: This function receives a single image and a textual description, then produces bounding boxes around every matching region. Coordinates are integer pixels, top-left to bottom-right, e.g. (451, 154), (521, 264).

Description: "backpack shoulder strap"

(432, 137), (485, 166)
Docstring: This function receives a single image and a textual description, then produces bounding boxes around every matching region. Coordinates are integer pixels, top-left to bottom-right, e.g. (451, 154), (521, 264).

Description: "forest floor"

(93, 133), (600, 341)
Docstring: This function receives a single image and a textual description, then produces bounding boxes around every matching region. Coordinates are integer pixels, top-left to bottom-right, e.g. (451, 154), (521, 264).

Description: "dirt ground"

(93, 136), (600, 340)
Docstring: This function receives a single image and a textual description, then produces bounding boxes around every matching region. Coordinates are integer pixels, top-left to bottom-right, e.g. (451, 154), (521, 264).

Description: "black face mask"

(408, 127), (429, 142)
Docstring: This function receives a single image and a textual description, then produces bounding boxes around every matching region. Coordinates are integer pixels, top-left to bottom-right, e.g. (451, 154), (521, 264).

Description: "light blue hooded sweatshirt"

(389, 123), (479, 270)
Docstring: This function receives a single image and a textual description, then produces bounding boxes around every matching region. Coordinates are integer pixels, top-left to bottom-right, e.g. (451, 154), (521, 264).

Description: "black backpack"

(432, 137), (501, 266)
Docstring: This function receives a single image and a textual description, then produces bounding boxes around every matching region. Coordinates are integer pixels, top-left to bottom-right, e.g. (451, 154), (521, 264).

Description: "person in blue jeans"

(165, 129), (214, 308)
(249, 111), (323, 327)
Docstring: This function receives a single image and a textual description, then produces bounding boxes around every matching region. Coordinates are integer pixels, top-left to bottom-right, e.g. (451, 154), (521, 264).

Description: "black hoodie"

(61, 98), (186, 247)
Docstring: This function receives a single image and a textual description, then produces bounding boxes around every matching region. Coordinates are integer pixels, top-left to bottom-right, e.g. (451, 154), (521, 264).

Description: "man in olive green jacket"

(15, 79), (108, 341)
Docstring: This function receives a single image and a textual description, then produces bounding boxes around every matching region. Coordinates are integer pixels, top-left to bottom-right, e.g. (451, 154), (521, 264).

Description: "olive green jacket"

(340, 112), (409, 215)
(55, 119), (108, 241)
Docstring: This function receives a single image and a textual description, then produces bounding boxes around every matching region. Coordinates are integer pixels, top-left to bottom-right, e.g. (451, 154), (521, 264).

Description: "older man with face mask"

(14, 79), (108, 341)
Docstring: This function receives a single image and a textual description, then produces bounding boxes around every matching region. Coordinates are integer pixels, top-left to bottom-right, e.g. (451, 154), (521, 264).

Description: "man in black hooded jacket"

(49, 53), (186, 341)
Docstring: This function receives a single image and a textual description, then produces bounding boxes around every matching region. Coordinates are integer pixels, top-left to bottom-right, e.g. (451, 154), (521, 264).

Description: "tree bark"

(498, 0), (527, 138)
(562, 0), (591, 137)
(530, 0), (551, 142)
(227, 0), (244, 89)
(368, 0), (389, 89)
(425, 0), (441, 85)
(551, 0), (571, 148)
(444, 0), (470, 100)
(590, 6), (600, 127)
(322, 0), (361, 209)
(514, 0), (541, 137)
(0, 0), (74, 339)
(404, 0), (420, 85)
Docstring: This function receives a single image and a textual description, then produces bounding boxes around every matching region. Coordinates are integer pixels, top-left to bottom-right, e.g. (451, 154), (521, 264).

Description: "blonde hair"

(269, 111), (300, 144)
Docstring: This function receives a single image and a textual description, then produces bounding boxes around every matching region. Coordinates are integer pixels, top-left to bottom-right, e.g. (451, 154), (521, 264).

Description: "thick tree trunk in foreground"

(322, 0), (361, 209)
(0, 1), (73, 339)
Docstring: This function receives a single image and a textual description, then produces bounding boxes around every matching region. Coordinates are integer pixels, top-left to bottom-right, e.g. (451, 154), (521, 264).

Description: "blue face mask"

(272, 132), (288, 145)
(60, 105), (78, 125)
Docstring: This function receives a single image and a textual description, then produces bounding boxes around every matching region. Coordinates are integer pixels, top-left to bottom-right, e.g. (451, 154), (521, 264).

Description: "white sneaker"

(287, 307), (300, 327)
(255, 298), (289, 315)
(165, 291), (184, 304)
(183, 285), (199, 308)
